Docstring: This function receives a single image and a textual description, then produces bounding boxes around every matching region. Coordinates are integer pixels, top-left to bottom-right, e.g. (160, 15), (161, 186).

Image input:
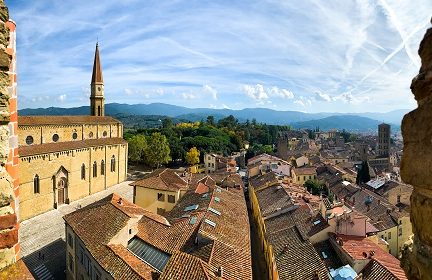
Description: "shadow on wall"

(22, 238), (66, 280)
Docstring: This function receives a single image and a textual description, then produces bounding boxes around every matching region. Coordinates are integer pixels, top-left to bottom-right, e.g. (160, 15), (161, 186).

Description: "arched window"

(101, 160), (105, 175)
(81, 164), (86, 180)
(34, 174), (40, 193)
(111, 156), (116, 172)
(93, 161), (97, 177)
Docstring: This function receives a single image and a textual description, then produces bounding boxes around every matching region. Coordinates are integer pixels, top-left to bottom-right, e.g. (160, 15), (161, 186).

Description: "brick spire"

(91, 43), (103, 84)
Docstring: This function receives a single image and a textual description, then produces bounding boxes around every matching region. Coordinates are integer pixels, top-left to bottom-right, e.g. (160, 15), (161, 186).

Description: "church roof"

(91, 43), (103, 84)
(18, 115), (120, 126)
(19, 137), (127, 157)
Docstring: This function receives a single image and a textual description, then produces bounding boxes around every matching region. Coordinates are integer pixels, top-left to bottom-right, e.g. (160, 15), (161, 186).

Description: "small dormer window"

(103, 131), (107, 137)
(72, 132), (78, 140)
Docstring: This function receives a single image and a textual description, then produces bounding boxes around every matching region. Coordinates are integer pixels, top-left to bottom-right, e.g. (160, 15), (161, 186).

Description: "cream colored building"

(18, 44), (128, 220)
(130, 168), (189, 215)
(292, 167), (317, 185)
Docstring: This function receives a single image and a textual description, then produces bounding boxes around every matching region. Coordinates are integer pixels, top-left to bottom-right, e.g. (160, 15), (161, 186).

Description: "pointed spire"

(91, 42), (103, 84)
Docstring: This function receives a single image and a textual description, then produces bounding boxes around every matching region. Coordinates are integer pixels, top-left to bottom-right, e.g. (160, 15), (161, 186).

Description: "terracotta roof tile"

(18, 115), (119, 126)
(19, 137), (127, 157)
(130, 169), (188, 192)
(334, 234), (407, 280)
(267, 226), (329, 280)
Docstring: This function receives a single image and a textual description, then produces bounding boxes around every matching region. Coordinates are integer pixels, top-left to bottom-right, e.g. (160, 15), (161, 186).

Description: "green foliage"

(126, 115), (291, 167)
(185, 147), (200, 165)
(304, 179), (326, 195)
(356, 161), (371, 184)
(145, 132), (171, 168)
(128, 134), (147, 162)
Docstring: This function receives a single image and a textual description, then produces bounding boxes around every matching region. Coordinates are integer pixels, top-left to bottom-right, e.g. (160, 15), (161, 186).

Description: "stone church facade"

(17, 44), (128, 220)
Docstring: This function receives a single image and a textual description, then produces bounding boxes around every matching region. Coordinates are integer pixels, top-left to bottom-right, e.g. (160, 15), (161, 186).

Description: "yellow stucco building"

(130, 169), (189, 215)
(18, 44), (128, 220)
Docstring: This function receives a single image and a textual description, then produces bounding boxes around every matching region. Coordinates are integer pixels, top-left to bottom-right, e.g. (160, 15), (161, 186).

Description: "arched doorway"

(57, 177), (67, 205)
(54, 166), (69, 208)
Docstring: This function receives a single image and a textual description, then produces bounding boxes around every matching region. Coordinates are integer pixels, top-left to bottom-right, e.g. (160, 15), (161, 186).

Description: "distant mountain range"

(19, 103), (409, 132)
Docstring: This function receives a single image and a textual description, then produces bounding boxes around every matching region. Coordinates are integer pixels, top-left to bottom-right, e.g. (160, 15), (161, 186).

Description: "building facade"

(17, 44), (128, 221)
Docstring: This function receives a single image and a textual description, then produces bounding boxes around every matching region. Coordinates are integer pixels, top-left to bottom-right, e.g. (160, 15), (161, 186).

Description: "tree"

(162, 118), (173, 129)
(304, 179), (325, 195)
(356, 161), (371, 184)
(185, 147), (200, 165)
(128, 134), (147, 162)
(206, 115), (215, 126)
(145, 132), (171, 168)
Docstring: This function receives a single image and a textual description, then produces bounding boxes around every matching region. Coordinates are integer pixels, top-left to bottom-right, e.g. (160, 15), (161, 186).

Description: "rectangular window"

(68, 253), (74, 272)
(93, 268), (101, 280)
(388, 232), (391, 239)
(68, 233), (73, 248)
(78, 245), (84, 264)
(397, 195), (401, 204)
(208, 163), (211, 167)
(157, 208), (165, 215)
(399, 228), (402, 236)
(168, 195), (175, 203)
(133, 186), (136, 203)
(297, 176), (300, 181)
(157, 193), (165, 202)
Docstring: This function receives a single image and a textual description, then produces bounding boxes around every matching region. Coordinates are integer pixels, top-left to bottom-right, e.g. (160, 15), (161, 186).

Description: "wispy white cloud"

(203, 85), (218, 100)
(6, 0), (431, 112)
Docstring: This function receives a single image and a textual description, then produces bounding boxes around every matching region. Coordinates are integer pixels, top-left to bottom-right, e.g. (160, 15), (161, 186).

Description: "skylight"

(313, 220), (321, 225)
(202, 193), (209, 198)
(214, 197), (220, 202)
(189, 216), (197, 225)
(208, 207), (221, 216)
(216, 187), (222, 193)
(184, 204), (199, 212)
(321, 251), (328, 259)
(204, 219), (216, 227)
(127, 238), (170, 272)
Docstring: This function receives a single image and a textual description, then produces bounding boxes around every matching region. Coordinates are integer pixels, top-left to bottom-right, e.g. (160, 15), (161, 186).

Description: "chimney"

(217, 266), (224, 277)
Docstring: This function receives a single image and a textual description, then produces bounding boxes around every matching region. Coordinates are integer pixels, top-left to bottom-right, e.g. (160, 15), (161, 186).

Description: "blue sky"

(6, 0), (432, 113)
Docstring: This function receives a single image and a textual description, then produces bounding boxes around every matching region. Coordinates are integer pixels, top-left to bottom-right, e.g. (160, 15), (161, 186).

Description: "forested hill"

(19, 102), (407, 132)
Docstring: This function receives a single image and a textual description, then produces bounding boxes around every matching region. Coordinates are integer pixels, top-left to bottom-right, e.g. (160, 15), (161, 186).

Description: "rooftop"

(18, 115), (120, 126)
(19, 137), (127, 157)
(130, 169), (189, 192)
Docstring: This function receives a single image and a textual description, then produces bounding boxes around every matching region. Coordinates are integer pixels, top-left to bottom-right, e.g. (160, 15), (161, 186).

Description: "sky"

(6, 0), (432, 113)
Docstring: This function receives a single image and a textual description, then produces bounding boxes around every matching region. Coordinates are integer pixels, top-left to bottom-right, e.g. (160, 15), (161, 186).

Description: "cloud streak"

(6, 0), (432, 112)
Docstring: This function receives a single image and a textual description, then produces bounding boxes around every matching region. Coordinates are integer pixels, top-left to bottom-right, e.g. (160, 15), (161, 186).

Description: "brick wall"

(0, 2), (19, 269)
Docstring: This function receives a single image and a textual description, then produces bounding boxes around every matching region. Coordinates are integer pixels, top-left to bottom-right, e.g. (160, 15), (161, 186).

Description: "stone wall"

(401, 22), (432, 279)
(0, 1), (19, 270)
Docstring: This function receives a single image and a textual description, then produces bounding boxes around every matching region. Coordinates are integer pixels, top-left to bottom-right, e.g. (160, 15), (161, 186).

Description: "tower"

(377, 123), (390, 157)
(90, 43), (104, 116)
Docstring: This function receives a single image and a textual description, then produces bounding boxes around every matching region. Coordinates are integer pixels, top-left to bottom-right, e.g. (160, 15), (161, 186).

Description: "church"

(17, 44), (128, 220)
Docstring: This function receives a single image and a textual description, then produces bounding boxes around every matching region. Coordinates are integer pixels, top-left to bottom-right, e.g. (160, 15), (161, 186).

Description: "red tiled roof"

(19, 137), (127, 157)
(18, 115), (120, 126)
(335, 234), (407, 280)
(130, 169), (189, 192)
(293, 167), (317, 175)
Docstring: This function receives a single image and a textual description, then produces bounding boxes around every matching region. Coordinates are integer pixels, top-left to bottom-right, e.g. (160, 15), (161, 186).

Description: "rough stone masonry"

(401, 20), (432, 280)
(0, 0), (19, 271)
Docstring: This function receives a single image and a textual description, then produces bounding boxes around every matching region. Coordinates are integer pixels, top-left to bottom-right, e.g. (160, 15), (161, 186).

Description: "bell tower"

(90, 42), (104, 116)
